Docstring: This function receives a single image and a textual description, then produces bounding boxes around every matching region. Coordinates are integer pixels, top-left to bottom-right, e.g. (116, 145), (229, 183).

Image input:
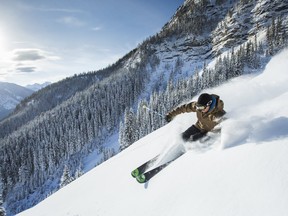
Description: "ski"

(131, 154), (160, 178)
(136, 159), (176, 184)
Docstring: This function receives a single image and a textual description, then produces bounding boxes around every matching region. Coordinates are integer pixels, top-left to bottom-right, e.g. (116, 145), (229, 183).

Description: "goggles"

(196, 100), (212, 111)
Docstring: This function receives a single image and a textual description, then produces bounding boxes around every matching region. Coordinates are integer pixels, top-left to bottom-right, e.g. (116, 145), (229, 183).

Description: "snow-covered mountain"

(18, 47), (288, 216)
(25, 82), (51, 91)
(1, 0), (288, 215)
(0, 82), (33, 120)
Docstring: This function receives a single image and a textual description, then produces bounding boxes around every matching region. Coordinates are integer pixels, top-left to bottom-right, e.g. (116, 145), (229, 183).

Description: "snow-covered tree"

(60, 165), (74, 188)
(119, 108), (137, 151)
(0, 176), (6, 216)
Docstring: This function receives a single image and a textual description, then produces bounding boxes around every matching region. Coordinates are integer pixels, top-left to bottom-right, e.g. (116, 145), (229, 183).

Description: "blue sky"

(0, 0), (184, 86)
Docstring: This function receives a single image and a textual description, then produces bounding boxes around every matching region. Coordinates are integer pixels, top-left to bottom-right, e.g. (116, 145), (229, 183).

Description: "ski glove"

(165, 114), (173, 122)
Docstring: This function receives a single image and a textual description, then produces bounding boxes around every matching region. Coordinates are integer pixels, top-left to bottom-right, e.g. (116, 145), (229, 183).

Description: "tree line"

(0, 61), (150, 214)
(119, 19), (288, 150)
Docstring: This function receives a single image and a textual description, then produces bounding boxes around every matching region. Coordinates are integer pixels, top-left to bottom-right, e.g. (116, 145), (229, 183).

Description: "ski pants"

(182, 125), (207, 142)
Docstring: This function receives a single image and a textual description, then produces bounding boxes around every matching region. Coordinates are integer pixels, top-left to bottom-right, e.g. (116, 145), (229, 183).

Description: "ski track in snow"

(18, 50), (288, 216)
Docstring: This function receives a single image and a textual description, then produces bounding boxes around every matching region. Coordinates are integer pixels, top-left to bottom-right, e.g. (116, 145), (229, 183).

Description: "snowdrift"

(18, 49), (288, 216)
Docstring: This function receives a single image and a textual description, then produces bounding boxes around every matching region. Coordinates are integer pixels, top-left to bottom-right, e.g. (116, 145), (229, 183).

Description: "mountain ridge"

(0, 82), (33, 121)
(25, 82), (51, 92)
(1, 0), (288, 215)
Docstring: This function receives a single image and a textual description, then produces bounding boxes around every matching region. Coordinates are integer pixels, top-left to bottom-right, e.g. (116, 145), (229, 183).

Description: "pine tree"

(60, 165), (73, 188)
(0, 176), (6, 216)
(267, 18), (276, 55)
(136, 100), (149, 140)
(119, 108), (137, 151)
(75, 164), (84, 179)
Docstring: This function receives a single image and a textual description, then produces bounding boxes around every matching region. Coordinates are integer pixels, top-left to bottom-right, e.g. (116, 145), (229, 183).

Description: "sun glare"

(0, 26), (7, 52)
(0, 29), (6, 55)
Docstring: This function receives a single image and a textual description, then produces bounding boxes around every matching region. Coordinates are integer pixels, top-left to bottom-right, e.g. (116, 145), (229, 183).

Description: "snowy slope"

(0, 82), (33, 120)
(18, 49), (288, 216)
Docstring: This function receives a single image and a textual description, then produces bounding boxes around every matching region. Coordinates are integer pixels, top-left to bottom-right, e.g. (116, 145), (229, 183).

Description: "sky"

(0, 0), (184, 86)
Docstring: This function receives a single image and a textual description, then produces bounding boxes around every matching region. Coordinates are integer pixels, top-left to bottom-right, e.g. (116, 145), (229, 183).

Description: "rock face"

(154, 0), (288, 60)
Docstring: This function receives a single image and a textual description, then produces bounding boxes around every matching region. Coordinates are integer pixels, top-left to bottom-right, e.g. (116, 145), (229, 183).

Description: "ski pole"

(142, 105), (165, 118)
(142, 105), (164, 117)
(143, 105), (182, 126)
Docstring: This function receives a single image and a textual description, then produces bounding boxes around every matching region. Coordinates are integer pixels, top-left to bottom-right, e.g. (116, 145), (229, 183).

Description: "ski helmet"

(197, 93), (212, 108)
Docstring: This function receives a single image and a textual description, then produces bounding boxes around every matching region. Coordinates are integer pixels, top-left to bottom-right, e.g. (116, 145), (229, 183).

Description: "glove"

(165, 113), (173, 122)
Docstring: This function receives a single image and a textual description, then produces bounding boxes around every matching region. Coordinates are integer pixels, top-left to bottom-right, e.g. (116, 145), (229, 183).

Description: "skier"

(165, 93), (226, 142)
(132, 93), (226, 183)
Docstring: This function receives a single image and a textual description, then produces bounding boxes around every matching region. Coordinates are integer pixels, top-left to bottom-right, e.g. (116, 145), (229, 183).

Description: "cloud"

(38, 8), (83, 13)
(92, 26), (102, 31)
(13, 49), (46, 61)
(18, 3), (84, 14)
(57, 16), (86, 27)
(0, 48), (61, 76)
(12, 49), (61, 62)
(16, 66), (37, 73)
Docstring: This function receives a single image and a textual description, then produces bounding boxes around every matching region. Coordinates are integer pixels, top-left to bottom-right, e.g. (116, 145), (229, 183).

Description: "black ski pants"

(182, 125), (207, 142)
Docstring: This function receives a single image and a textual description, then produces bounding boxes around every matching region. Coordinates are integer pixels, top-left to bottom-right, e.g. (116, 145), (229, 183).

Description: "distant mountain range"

(0, 82), (50, 120)
(25, 82), (51, 91)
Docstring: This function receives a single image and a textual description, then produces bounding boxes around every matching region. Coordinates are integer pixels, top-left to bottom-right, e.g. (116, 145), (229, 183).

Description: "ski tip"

(131, 169), (140, 178)
(136, 174), (146, 184)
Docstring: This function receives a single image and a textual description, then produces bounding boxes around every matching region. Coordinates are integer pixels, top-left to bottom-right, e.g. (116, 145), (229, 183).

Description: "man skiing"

(165, 93), (226, 142)
(132, 93), (226, 183)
